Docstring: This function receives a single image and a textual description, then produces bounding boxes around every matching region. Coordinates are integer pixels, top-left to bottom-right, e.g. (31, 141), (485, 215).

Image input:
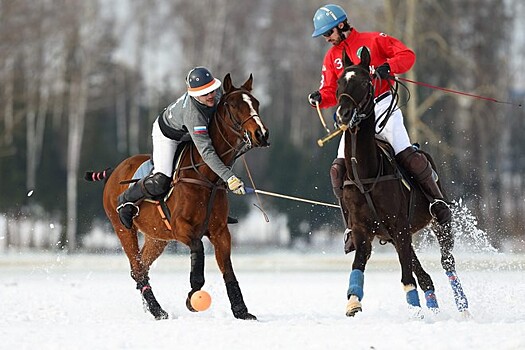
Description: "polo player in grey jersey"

(117, 67), (246, 229)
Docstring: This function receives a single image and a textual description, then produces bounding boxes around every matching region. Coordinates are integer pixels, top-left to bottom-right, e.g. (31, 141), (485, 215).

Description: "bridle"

(215, 89), (259, 155)
(337, 67), (375, 130)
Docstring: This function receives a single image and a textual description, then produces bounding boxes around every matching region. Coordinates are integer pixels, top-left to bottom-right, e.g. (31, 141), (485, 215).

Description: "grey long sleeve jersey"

(159, 91), (235, 183)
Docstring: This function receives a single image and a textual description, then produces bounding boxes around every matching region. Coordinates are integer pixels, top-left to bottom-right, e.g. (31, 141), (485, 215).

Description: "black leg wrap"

(186, 248), (205, 312)
(190, 251), (205, 291)
(136, 279), (168, 320)
(226, 281), (257, 320)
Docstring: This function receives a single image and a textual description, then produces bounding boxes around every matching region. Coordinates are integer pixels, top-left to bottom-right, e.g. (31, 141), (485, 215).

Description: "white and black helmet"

(186, 67), (222, 97)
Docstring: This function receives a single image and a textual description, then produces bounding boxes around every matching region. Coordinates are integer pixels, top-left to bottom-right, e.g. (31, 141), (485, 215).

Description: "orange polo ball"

(191, 290), (212, 311)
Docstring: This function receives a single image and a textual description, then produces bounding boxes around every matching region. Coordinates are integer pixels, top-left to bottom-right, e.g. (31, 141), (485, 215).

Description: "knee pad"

(396, 147), (432, 182)
(330, 158), (346, 198)
(143, 172), (172, 197)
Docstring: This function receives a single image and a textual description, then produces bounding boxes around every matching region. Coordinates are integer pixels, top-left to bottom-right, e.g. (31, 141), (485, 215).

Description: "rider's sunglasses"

(322, 27), (335, 37)
(202, 89), (217, 97)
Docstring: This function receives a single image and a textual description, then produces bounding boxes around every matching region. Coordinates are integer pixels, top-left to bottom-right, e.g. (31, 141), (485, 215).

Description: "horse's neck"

(346, 116), (379, 179)
(181, 118), (237, 181)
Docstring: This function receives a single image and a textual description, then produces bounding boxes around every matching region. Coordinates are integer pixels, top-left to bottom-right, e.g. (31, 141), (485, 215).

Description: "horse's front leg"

(346, 227), (372, 317)
(185, 239), (206, 312)
(209, 226), (256, 320)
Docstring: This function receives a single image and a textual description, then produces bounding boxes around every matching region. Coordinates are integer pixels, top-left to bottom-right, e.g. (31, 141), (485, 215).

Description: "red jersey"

(317, 28), (415, 108)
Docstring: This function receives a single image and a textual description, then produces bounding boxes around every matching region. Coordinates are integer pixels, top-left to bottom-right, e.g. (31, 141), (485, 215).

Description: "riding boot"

(117, 172), (172, 229)
(330, 158), (354, 253)
(117, 181), (146, 229)
(395, 146), (452, 226)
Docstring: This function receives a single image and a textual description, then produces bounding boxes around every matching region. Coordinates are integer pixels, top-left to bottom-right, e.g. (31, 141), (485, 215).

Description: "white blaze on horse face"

(242, 93), (267, 135)
(344, 71), (356, 82)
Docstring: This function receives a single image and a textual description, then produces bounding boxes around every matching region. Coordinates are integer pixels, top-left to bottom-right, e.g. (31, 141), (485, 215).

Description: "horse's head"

(216, 74), (270, 150)
(335, 47), (375, 130)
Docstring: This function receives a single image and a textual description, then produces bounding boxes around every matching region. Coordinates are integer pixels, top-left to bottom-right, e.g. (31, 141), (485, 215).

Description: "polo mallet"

(317, 126), (347, 147)
(316, 101), (331, 134)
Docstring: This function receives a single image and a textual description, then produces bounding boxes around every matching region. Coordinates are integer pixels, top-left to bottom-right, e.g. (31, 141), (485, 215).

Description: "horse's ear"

(241, 74), (253, 92)
(359, 46), (371, 69)
(342, 50), (353, 68)
(223, 73), (233, 93)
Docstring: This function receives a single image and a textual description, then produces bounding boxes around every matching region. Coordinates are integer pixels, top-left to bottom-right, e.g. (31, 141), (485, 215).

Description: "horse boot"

(117, 172), (172, 229)
(330, 158), (354, 253)
(395, 146), (452, 226)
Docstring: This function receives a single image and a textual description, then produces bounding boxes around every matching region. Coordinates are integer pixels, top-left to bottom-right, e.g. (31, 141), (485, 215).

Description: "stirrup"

(429, 199), (451, 225)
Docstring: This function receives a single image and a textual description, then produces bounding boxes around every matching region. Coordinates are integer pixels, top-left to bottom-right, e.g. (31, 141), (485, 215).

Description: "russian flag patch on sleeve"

(193, 126), (208, 135)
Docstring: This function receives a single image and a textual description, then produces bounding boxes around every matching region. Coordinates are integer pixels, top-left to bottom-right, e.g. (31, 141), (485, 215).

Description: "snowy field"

(1, 250), (525, 350)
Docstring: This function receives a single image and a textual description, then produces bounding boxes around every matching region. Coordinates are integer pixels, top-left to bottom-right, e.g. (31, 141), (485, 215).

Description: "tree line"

(0, 0), (523, 251)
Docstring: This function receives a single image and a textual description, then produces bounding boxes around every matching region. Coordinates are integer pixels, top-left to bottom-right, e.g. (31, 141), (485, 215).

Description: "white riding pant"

(151, 118), (179, 177)
(337, 94), (411, 158)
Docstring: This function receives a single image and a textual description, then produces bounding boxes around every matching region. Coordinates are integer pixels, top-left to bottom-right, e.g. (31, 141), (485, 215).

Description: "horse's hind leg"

(393, 235), (423, 317)
(210, 228), (256, 320)
(185, 239), (206, 312)
(434, 223), (469, 313)
(117, 229), (169, 320)
(411, 247), (439, 311)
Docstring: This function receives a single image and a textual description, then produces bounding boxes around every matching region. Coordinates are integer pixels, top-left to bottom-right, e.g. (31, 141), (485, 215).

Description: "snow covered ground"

(1, 250), (524, 350)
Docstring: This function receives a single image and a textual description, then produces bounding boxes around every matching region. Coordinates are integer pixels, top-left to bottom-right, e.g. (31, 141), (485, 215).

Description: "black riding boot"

(117, 172), (172, 229)
(396, 146), (452, 226)
(117, 181), (146, 229)
(330, 158), (354, 253)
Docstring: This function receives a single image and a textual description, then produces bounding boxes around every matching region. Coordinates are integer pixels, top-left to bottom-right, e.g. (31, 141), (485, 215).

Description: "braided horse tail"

(84, 168), (113, 183)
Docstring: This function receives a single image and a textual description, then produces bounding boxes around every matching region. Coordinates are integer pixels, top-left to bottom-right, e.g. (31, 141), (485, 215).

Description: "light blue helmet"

(312, 4), (348, 38)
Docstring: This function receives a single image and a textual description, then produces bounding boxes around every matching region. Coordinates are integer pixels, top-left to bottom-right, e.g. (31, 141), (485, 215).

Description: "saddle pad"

(130, 159), (153, 187)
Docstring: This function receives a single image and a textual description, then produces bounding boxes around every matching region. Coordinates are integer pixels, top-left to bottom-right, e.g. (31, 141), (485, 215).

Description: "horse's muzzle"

(255, 129), (270, 147)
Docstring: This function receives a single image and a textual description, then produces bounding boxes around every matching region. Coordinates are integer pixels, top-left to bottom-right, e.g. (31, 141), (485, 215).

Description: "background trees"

(0, 0), (522, 250)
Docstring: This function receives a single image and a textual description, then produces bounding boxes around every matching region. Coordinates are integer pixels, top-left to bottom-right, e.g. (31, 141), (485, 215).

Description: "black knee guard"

(143, 172), (171, 197)
(330, 158), (346, 199)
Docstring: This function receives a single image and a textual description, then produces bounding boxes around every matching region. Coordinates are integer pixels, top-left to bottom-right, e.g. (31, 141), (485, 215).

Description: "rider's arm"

(318, 50), (340, 109)
(375, 33), (415, 74)
(183, 105), (235, 183)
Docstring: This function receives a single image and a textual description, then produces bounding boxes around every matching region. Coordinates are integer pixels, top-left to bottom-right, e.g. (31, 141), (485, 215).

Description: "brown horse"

(334, 47), (469, 318)
(86, 73), (269, 320)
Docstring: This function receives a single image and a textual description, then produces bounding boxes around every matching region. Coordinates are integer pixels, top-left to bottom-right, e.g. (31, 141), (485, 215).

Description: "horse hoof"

(186, 296), (198, 312)
(460, 309), (472, 320)
(345, 295), (362, 317)
(428, 307), (440, 315)
(154, 310), (169, 320)
(235, 312), (257, 320)
(408, 305), (424, 319)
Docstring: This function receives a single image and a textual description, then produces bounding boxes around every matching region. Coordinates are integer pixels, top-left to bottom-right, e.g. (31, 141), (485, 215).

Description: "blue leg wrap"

(347, 269), (364, 301)
(406, 288), (421, 307)
(446, 271), (469, 311)
(424, 289), (439, 309)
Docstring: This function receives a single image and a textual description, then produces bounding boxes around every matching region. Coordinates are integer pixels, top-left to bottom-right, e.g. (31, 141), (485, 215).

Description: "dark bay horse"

(86, 74), (269, 320)
(335, 47), (469, 318)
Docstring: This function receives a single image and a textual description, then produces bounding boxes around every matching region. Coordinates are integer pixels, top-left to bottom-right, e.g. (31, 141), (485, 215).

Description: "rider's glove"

(308, 91), (322, 107)
(227, 175), (246, 195)
(375, 63), (391, 79)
